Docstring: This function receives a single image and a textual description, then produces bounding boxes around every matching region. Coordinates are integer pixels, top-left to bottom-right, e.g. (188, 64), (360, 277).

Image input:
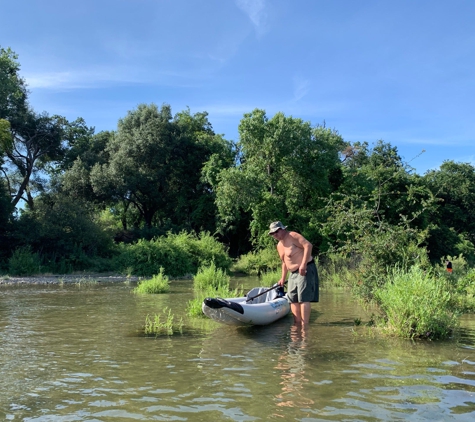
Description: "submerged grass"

(144, 307), (183, 336)
(133, 268), (170, 294)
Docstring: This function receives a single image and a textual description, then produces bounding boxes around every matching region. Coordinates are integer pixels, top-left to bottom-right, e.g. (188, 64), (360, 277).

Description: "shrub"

(114, 231), (231, 277)
(445, 267), (475, 313)
(374, 266), (459, 340)
(8, 246), (41, 276)
(134, 268), (170, 294)
(232, 247), (280, 275)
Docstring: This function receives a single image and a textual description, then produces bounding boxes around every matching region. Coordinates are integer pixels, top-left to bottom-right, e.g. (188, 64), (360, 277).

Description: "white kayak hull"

(202, 287), (290, 326)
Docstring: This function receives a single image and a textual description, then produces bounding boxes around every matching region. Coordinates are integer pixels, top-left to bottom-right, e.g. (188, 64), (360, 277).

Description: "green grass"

(193, 262), (229, 291)
(133, 268), (170, 294)
(144, 307), (183, 336)
(259, 269), (281, 286)
(374, 266), (459, 339)
(187, 263), (242, 318)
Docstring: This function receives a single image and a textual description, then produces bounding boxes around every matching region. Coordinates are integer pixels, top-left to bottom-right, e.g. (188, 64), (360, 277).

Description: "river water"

(1, 277), (475, 421)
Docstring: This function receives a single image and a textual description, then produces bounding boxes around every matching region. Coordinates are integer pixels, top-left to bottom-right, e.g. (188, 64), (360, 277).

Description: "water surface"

(1, 278), (475, 421)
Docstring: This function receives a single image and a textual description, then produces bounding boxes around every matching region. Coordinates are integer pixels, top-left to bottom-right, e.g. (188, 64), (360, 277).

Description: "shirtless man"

(269, 221), (319, 325)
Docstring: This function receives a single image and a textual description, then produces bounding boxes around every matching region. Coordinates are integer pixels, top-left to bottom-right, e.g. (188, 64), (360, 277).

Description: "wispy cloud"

(293, 75), (310, 101)
(235, 0), (268, 37)
(24, 65), (207, 91)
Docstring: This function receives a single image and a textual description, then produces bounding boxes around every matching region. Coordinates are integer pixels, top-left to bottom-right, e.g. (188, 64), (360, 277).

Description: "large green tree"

(90, 103), (233, 232)
(423, 160), (475, 262)
(214, 109), (346, 248)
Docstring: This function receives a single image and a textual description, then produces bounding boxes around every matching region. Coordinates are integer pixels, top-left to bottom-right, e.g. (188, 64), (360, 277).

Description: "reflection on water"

(274, 324), (313, 412)
(1, 280), (475, 421)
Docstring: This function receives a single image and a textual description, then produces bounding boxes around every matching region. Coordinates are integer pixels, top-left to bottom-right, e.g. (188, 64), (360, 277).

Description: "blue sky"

(1, 0), (474, 174)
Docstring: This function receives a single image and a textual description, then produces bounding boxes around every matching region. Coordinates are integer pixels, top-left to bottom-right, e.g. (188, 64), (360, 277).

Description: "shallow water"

(1, 278), (475, 421)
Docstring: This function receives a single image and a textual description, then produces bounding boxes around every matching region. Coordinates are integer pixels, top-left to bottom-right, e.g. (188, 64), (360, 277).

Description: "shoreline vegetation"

(2, 46), (475, 340)
(3, 250), (474, 342)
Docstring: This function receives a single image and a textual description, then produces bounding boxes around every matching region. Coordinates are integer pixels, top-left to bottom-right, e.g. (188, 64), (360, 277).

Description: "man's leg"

(300, 302), (311, 325)
(290, 303), (302, 324)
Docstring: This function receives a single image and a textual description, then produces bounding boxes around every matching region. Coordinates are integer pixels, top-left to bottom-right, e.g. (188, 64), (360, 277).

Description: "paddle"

(246, 281), (287, 303)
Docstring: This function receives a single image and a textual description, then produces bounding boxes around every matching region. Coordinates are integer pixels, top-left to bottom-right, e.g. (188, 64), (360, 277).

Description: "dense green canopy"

(1, 46), (475, 273)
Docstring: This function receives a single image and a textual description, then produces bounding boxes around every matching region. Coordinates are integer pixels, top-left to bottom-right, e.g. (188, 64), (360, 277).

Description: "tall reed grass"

(187, 263), (242, 317)
(374, 266), (459, 339)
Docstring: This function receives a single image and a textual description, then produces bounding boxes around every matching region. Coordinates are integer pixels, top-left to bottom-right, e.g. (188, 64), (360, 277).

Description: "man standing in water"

(269, 221), (319, 325)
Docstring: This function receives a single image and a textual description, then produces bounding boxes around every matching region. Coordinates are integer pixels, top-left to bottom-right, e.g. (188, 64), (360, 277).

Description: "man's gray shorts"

(287, 261), (319, 303)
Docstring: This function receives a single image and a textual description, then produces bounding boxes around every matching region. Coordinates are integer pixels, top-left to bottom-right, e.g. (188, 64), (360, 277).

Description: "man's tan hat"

(268, 221), (287, 235)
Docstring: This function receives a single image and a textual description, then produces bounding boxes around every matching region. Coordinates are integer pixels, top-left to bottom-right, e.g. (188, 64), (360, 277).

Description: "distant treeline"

(2, 45), (475, 275)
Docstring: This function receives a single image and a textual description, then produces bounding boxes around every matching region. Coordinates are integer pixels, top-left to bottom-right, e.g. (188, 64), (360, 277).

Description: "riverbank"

(0, 273), (141, 285)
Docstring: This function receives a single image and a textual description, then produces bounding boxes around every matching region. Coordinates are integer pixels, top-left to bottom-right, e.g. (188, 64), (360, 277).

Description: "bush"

(114, 231), (231, 277)
(443, 267), (475, 313)
(319, 253), (361, 288)
(232, 247), (280, 275)
(134, 268), (170, 294)
(374, 266), (459, 339)
(8, 246), (42, 276)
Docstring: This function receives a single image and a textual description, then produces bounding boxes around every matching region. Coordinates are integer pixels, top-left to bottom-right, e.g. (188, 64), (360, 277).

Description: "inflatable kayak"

(202, 285), (290, 326)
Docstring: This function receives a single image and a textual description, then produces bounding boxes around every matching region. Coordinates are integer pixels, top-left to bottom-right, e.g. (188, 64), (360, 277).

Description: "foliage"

(319, 253), (361, 288)
(0, 46), (28, 125)
(449, 268), (475, 313)
(89, 104), (233, 232)
(424, 161), (475, 264)
(321, 191), (431, 302)
(193, 261), (230, 291)
(214, 109), (346, 248)
(187, 263), (241, 318)
(259, 269), (281, 286)
(374, 266), (459, 339)
(114, 231), (231, 277)
(231, 246), (280, 275)
(13, 194), (114, 273)
(4, 111), (71, 209)
(144, 307), (183, 336)
(133, 268), (170, 294)
(8, 246), (41, 276)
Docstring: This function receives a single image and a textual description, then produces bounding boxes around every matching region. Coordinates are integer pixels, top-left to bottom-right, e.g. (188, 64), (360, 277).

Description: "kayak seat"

(246, 285), (281, 304)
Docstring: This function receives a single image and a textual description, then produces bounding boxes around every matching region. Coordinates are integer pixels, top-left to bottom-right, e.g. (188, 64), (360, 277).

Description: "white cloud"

(235, 0), (268, 36)
(293, 75), (310, 101)
(23, 65), (205, 91)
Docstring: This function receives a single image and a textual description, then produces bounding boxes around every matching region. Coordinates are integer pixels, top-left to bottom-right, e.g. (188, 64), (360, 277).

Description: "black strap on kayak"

(203, 297), (244, 314)
(246, 282), (286, 303)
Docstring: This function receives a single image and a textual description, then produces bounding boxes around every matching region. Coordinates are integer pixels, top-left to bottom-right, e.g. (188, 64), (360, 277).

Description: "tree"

(3, 111), (68, 209)
(423, 160), (475, 262)
(0, 46), (28, 125)
(14, 193), (113, 271)
(90, 103), (233, 232)
(213, 109), (346, 248)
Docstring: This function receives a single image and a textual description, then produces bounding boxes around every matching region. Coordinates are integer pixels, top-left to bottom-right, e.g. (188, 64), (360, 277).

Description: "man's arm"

(291, 232), (313, 276)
